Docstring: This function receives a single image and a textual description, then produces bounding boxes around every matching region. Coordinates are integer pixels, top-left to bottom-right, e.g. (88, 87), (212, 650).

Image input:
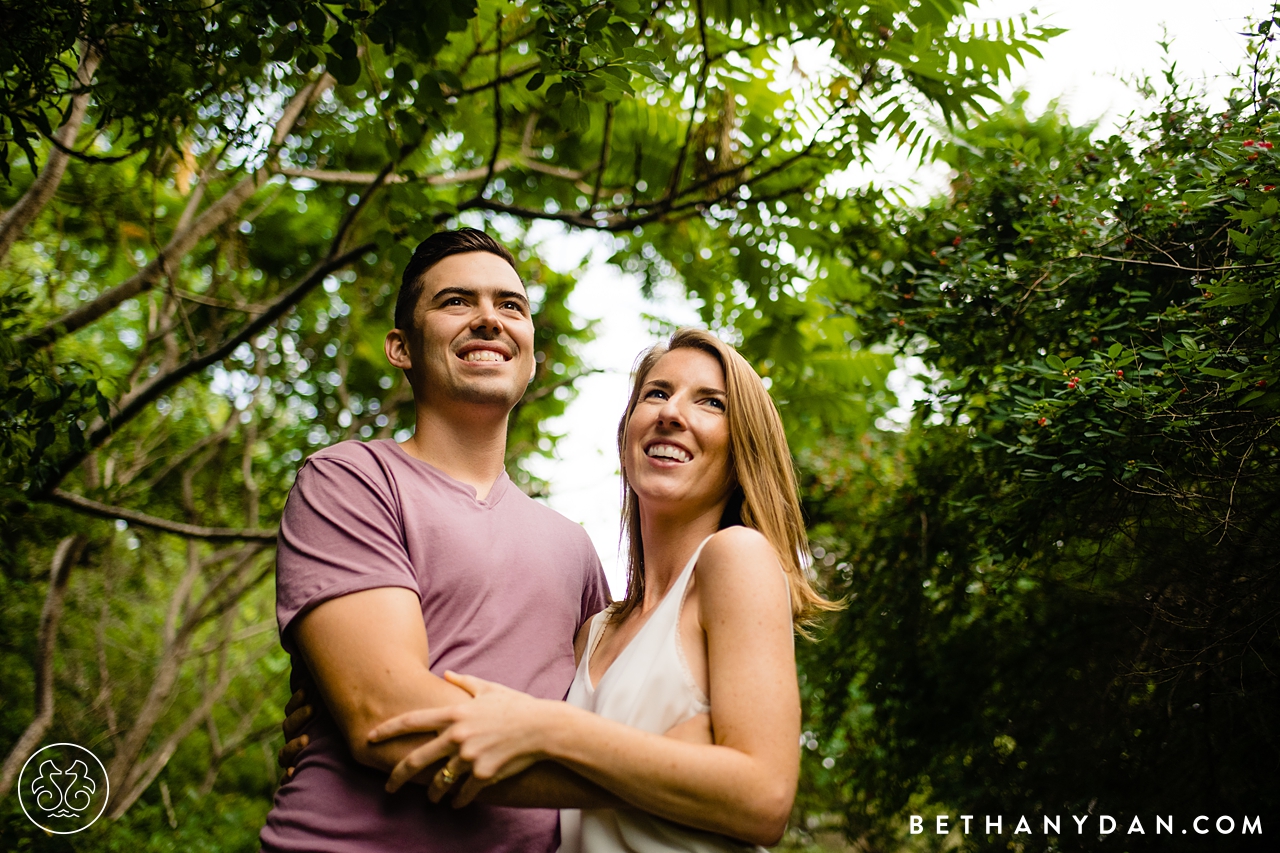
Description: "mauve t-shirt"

(260, 439), (608, 853)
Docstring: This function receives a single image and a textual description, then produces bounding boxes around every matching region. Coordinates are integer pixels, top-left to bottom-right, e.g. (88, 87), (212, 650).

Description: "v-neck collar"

(585, 535), (712, 692)
(384, 439), (510, 507)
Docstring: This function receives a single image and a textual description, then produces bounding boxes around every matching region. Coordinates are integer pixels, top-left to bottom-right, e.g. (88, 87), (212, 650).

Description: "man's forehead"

(421, 251), (526, 297)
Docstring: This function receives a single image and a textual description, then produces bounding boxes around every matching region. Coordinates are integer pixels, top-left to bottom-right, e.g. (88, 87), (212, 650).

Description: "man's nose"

(471, 299), (504, 336)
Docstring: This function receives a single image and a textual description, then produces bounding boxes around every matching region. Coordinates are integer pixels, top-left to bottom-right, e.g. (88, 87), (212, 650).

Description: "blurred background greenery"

(1, 1), (1276, 850)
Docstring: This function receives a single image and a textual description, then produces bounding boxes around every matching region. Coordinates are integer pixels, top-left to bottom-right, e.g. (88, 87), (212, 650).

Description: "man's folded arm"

(291, 585), (618, 807)
(292, 586), (470, 773)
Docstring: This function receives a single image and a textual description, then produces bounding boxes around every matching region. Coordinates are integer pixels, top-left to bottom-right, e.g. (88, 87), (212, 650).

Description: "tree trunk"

(0, 535), (88, 799)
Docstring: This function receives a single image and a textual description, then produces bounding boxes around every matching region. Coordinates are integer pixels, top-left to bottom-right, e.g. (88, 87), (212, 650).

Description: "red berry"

(1260, 380), (1269, 388)
(1037, 417), (1047, 426)
(1116, 369), (1124, 378)
(1248, 154), (1259, 161)
(953, 235), (962, 246)
(1265, 185), (1276, 192)
(1244, 139), (1255, 146)
(1261, 141), (1274, 149)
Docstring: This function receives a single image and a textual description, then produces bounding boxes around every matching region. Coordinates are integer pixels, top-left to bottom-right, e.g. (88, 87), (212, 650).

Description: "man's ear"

(528, 359), (537, 384)
(385, 328), (413, 370)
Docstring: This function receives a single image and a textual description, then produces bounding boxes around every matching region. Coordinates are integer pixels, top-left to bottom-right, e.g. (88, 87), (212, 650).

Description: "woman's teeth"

(646, 444), (691, 462)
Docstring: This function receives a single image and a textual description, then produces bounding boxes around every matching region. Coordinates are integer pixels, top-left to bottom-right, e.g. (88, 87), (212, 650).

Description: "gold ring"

(439, 766), (457, 785)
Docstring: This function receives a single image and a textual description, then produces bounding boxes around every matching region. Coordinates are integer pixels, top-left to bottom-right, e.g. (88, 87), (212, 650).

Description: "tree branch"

(663, 0), (712, 202)
(48, 489), (278, 541)
(452, 61), (540, 97)
(19, 76), (334, 350)
(0, 44), (101, 265)
(1075, 253), (1280, 273)
(591, 104), (615, 209)
(483, 12), (504, 191)
(37, 241), (374, 494)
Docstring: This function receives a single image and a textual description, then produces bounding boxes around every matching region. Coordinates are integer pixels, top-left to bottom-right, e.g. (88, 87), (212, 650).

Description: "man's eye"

(443, 297), (465, 306)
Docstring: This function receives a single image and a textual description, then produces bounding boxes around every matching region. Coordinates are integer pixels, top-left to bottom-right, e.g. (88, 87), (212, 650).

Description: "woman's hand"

(367, 671), (558, 806)
(277, 686), (317, 777)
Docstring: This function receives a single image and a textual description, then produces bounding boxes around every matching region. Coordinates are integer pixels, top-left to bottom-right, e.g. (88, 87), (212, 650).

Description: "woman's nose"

(656, 395), (684, 427)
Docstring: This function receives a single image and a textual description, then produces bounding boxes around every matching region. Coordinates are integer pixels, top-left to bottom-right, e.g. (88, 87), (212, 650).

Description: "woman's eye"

(644, 389), (667, 400)
(706, 398), (726, 410)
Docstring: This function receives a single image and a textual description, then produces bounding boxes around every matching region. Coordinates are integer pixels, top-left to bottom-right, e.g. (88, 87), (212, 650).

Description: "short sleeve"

(275, 454), (419, 652)
(579, 539), (611, 628)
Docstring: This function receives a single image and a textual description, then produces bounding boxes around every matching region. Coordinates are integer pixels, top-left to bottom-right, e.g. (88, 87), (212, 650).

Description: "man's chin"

(453, 382), (526, 409)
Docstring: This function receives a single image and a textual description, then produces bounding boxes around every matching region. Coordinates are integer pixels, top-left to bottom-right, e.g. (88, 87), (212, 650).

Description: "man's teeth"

(646, 444), (692, 463)
(462, 350), (507, 362)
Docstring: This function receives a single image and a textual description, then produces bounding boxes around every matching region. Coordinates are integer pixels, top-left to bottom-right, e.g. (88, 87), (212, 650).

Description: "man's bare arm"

(291, 585), (618, 806)
(292, 586), (471, 773)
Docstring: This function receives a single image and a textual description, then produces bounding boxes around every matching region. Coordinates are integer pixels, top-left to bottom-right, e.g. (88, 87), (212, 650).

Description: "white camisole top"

(557, 537), (767, 853)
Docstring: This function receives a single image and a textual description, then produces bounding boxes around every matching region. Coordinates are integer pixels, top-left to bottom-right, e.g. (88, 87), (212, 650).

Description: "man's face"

(390, 252), (535, 412)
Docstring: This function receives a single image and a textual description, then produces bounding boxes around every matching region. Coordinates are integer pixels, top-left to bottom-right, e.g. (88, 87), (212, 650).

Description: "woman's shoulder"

(696, 526), (780, 582)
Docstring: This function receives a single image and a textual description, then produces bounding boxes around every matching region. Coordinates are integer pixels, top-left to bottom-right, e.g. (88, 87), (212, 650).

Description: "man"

(260, 229), (612, 852)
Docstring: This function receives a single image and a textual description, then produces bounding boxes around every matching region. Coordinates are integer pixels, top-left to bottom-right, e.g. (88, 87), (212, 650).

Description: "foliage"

(795, 36), (1280, 853)
(0, 0), (1054, 846)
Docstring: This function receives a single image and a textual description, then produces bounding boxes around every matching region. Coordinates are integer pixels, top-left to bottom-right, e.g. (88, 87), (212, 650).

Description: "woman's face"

(624, 347), (734, 518)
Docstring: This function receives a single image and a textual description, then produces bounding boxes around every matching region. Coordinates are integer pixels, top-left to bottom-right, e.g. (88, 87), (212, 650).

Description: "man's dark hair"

(394, 228), (519, 331)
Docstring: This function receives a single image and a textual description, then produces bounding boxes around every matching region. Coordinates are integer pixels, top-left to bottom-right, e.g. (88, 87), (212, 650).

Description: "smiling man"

(260, 229), (611, 853)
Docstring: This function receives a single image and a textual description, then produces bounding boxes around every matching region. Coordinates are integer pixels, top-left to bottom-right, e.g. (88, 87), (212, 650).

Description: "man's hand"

(277, 687), (315, 776)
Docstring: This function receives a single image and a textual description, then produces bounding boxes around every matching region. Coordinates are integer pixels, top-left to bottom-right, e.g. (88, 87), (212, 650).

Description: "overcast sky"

(523, 0), (1271, 594)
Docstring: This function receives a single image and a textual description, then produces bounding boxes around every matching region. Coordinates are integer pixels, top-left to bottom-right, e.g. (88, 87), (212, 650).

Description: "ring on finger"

(438, 766), (458, 786)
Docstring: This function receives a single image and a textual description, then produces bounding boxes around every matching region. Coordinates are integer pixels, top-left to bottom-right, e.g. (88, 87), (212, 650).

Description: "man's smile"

(456, 342), (513, 363)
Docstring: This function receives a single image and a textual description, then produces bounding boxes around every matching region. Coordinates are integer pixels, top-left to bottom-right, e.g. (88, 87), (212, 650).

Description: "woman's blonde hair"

(615, 328), (840, 631)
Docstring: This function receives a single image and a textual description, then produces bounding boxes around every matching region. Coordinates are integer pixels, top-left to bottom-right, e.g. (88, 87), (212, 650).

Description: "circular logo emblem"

(17, 743), (110, 834)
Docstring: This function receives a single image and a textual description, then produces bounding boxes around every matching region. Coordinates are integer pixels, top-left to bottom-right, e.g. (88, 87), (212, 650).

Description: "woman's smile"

(625, 348), (733, 512)
(644, 441), (693, 464)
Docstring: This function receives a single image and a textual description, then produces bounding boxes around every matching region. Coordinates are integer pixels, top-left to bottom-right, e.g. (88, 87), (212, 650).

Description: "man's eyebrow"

(431, 286), (530, 307)
(495, 289), (530, 306)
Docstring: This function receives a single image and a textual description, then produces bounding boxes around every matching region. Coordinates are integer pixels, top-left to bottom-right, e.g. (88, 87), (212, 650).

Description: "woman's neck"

(636, 503), (725, 610)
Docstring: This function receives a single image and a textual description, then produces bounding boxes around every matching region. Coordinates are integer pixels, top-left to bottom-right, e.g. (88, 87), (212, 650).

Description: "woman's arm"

(546, 526), (799, 845)
(370, 526), (799, 846)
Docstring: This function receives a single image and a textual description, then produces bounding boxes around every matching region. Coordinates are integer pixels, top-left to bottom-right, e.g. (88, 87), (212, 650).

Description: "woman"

(365, 328), (837, 851)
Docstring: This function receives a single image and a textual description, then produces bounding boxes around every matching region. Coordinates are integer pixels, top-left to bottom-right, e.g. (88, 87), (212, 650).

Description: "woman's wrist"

(536, 699), (579, 763)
